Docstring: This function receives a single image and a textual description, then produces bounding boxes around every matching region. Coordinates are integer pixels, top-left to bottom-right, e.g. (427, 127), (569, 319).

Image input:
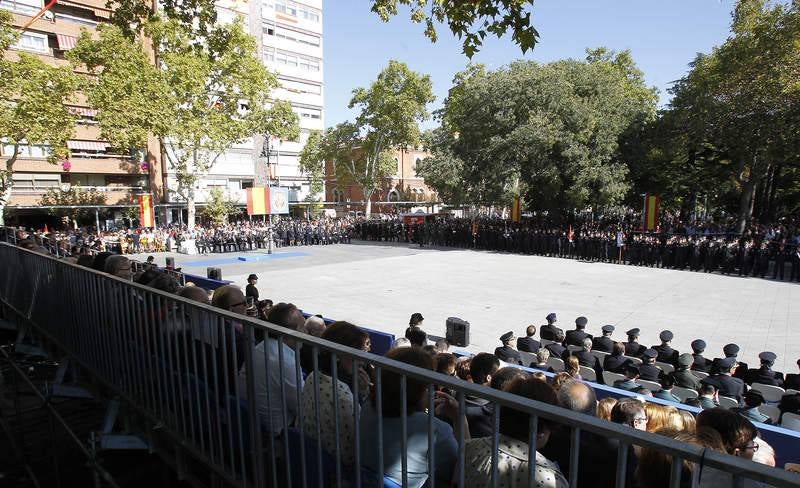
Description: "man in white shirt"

(238, 302), (306, 437)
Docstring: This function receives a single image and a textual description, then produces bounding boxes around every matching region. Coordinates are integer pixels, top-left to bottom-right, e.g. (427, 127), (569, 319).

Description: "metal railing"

(1, 241), (799, 488)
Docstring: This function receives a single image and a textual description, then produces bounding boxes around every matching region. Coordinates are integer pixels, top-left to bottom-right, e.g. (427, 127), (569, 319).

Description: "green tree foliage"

(201, 188), (238, 226)
(0, 10), (77, 225)
(633, 0), (800, 230)
(423, 51), (656, 216)
(69, 18), (300, 230)
(298, 130), (325, 196)
(39, 185), (107, 222)
(370, 0), (537, 57)
(302, 60), (434, 215)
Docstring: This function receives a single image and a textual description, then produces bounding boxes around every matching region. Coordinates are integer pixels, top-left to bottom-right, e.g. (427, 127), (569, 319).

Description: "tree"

(69, 18), (299, 230)
(302, 60), (434, 216)
(39, 185), (107, 223)
(0, 10), (77, 225)
(201, 188), (238, 226)
(370, 0), (537, 57)
(298, 130), (325, 197)
(424, 51), (656, 217)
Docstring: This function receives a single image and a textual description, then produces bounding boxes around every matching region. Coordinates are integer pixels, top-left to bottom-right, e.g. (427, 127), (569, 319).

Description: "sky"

(322, 0), (737, 128)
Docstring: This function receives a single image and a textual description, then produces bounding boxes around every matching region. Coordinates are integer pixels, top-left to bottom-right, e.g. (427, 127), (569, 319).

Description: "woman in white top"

(301, 321), (371, 468)
(463, 376), (568, 488)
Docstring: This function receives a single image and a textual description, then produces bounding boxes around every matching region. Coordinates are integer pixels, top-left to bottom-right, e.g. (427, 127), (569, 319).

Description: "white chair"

(692, 371), (709, 379)
(750, 383), (786, 403)
(518, 351), (537, 367)
(591, 350), (610, 362)
(672, 387), (698, 402)
(567, 345), (583, 353)
(579, 366), (597, 382)
(718, 396), (739, 409)
(603, 371), (625, 386)
(785, 389), (800, 395)
(759, 405), (781, 424)
(780, 412), (800, 431)
(655, 362), (675, 374)
(547, 357), (565, 372)
(540, 339), (554, 347)
(637, 379), (662, 392)
(623, 355), (642, 365)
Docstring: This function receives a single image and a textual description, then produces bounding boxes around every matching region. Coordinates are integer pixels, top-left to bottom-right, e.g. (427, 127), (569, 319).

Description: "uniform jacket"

(494, 346), (523, 365)
(653, 389), (681, 403)
(564, 329), (592, 347)
(603, 355), (631, 374)
(545, 342), (567, 359)
(613, 379), (643, 393)
(517, 336), (541, 353)
(540, 324), (562, 341)
(685, 396), (718, 410)
(703, 374), (745, 403)
(652, 345), (679, 366)
(638, 363), (663, 382)
(733, 406), (771, 425)
(673, 368), (702, 391)
(691, 354), (712, 372)
(711, 358), (749, 380)
(592, 336), (616, 354)
(744, 367), (784, 387)
(623, 342), (646, 358)
(785, 373), (800, 391)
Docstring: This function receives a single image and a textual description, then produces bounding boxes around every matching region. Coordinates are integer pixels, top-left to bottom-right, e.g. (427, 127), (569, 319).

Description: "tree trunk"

(735, 174), (758, 234)
(364, 190), (373, 217)
(187, 191), (196, 230)
(767, 164), (781, 223)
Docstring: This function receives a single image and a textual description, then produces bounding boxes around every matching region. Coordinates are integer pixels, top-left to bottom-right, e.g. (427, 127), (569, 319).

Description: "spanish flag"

(246, 187), (270, 216)
(510, 197), (521, 223)
(644, 194), (660, 231)
(139, 194), (154, 228)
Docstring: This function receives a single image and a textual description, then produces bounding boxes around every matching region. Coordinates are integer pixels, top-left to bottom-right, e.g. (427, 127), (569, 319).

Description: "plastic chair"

(567, 345), (583, 353)
(603, 371), (625, 386)
(655, 362), (675, 374)
(579, 366), (597, 382)
(623, 355), (642, 365)
(780, 412), (800, 431)
(518, 350), (538, 367)
(547, 357), (565, 372)
(692, 371), (709, 379)
(672, 387), (698, 402)
(591, 350), (610, 362)
(540, 339), (554, 347)
(718, 396), (739, 409)
(750, 383), (786, 403)
(636, 379), (661, 392)
(759, 405), (781, 424)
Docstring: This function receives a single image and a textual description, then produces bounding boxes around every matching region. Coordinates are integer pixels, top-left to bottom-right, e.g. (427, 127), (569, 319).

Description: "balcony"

(8, 185), (145, 206)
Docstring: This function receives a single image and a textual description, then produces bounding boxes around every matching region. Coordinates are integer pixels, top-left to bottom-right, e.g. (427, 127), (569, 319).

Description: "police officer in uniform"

(703, 357), (746, 404)
(638, 349), (664, 382)
(545, 329), (567, 360)
(652, 330), (679, 367)
(592, 325), (616, 353)
(745, 351), (784, 387)
(673, 353), (702, 390)
(623, 328), (647, 358)
(494, 331), (523, 365)
(564, 316), (592, 347)
(571, 337), (605, 384)
(732, 390), (772, 424)
(690, 339), (712, 372)
(711, 344), (748, 381)
(540, 312), (561, 341)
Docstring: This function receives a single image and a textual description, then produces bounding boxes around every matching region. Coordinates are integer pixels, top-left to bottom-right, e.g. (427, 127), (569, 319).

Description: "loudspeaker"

(207, 267), (222, 281)
(165, 257), (175, 269)
(445, 317), (470, 347)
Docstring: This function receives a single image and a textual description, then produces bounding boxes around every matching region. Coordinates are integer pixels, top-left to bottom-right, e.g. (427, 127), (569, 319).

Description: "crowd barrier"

(2, 242), (799, 488)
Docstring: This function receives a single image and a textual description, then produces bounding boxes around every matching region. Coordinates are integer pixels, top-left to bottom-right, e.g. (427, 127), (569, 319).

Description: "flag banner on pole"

(510, 197), (521, 223)
(138, 194), (154, 228)
(645, 194), (660, 231)
(247, 187), (270, 216)
(269, 187), (290, 215)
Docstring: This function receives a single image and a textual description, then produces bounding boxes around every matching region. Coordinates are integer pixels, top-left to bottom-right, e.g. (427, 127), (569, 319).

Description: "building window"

(280, 79), (322, 95)
(15, 31), (49, 53)
(0, 0), (43, 16)
(274, 1), (320, 23)
(2, 142), (51, 158)
(264, 47), (275, 63)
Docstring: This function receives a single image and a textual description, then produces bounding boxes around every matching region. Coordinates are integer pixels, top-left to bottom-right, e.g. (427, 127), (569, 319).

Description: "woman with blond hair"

(644, 403), (680, 433)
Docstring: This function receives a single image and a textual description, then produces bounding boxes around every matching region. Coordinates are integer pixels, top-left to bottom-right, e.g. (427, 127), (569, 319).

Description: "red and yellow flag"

(644, 194), (660, 231)
(510, 197), (521, 223)
(139, 194), (154, 228)
(246, 187), (270, 216)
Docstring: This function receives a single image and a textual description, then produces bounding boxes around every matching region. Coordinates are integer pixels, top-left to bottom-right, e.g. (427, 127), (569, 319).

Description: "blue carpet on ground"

(182, 251), (309, 267)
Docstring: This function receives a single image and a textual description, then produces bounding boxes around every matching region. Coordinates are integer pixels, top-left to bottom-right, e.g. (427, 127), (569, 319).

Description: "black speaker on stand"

(445, 317), (470, 347)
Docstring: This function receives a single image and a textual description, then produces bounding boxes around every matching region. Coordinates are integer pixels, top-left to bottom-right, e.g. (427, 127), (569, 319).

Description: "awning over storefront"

(67, 140), (108, 151)
(56, 34), (78, 51)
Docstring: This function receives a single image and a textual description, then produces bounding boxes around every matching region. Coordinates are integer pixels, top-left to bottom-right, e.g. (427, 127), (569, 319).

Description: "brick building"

(1, 0), (161, 217)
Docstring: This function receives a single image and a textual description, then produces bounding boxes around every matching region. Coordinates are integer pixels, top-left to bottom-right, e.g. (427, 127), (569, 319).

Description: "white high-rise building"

(163, 0), (323, 221)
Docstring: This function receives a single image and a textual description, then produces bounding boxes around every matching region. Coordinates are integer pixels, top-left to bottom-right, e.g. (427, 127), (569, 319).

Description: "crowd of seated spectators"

(6, 236), (800, 487)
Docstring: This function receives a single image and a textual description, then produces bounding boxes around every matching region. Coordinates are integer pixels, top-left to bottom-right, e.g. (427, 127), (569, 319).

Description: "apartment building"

(1, 0), (158, 218)
(162, 0), (324, 222)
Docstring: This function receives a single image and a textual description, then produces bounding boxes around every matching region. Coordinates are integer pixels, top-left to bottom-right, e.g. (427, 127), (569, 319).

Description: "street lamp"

(262, 136), (282, 254)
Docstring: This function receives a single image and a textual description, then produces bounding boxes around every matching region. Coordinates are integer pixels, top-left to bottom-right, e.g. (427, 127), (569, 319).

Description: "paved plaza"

(135, 242), (800, 373)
